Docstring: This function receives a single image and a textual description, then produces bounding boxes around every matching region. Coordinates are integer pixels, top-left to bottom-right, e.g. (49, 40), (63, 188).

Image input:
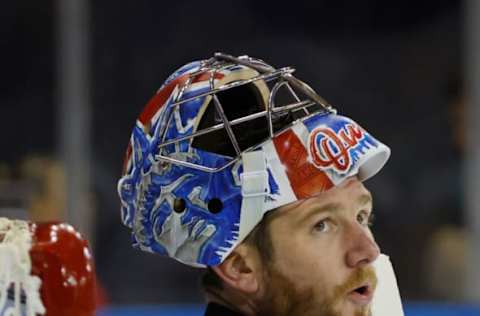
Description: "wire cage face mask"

(118, 53), (390, 267)
(131, 53), (334, 173)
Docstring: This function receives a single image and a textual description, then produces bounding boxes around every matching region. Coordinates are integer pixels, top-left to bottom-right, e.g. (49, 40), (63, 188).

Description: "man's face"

(257, 177), (380, 316)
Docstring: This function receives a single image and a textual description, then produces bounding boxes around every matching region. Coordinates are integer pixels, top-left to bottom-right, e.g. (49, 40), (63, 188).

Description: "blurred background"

(1, 0), (479, 314)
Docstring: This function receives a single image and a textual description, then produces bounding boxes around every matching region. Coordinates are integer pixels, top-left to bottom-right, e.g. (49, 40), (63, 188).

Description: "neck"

(205, 286), (260, 316)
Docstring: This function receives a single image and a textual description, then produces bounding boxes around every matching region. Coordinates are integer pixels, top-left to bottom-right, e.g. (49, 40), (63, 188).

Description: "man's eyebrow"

(296, 202), (341, 225)
(358, 193), (373, 206)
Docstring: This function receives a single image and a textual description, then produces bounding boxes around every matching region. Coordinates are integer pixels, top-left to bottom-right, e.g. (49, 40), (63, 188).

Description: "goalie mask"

(118, 53), (391, 267)
(0, 218), (96, 316)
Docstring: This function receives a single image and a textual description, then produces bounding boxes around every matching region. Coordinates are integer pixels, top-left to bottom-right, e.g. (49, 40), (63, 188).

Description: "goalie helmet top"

(118, 53), (390, 267)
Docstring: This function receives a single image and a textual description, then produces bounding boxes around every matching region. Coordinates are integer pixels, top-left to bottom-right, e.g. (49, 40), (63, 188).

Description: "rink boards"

(97, 303), (480, 316)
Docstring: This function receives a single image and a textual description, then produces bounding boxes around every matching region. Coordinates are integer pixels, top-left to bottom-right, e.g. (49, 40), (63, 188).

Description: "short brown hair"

(201, 210), (275, 291)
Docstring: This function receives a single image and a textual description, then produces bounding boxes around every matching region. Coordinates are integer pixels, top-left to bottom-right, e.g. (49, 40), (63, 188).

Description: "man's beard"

(257, 265), (377, 316)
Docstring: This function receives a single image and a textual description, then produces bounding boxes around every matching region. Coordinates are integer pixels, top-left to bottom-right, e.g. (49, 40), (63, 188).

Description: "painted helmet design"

(0, 218), (96, 316)
(118, 53), (390, 267)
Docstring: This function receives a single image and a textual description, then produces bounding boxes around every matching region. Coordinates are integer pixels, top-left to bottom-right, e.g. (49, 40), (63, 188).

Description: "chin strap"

(371, 254), (404, 316)
(238, 150), (270, 243)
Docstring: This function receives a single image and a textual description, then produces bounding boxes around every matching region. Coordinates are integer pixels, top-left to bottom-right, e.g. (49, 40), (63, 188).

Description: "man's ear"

(212, 244), (260, 294)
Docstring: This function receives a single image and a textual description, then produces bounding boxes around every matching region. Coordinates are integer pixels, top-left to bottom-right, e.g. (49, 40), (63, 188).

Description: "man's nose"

(345, 226), (380, 268)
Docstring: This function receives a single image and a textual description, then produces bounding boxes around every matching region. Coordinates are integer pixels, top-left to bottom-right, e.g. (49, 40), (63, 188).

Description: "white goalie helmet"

(118, 52), (390, 266)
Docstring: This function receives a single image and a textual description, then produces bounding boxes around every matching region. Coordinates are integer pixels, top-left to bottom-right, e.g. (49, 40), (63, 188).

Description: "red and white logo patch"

(308, 123), (365, 174)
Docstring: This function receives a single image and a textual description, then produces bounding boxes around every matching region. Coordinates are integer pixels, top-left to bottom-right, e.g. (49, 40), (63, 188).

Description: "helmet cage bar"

(215, 52), (333, 109)
(267, 80), (309, 137)
(168, 67), (294, 108)
(208, 61), (242, 156)
(157, 99), (318, 150)
(214, 52), (276, 73)
(212, 94), (242, 155)
(154, 53), (336, 173)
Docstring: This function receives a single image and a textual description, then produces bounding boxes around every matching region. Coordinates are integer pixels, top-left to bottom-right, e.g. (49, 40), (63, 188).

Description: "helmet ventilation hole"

(173, 198), (186, 213)
(208, 198), (223, 214)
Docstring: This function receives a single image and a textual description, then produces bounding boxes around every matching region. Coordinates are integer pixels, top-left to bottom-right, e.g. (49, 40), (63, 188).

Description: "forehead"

(274, 178), (372, 219)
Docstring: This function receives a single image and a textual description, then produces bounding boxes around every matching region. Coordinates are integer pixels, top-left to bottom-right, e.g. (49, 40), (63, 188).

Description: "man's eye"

(357, 212), (374, 226)
(313, 220), (330, 232)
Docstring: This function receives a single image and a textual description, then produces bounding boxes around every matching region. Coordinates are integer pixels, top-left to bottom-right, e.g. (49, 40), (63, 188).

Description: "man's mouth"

(347, 283), (374, 306)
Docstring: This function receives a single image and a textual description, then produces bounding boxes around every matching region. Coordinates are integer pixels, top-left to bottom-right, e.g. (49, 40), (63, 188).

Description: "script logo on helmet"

(309, 123), (366, 174)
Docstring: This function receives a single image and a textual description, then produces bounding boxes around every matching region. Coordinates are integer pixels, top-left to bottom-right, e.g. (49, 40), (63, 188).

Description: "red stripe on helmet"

(273, 129), (333, 199)
(121, 143), (132, 175)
